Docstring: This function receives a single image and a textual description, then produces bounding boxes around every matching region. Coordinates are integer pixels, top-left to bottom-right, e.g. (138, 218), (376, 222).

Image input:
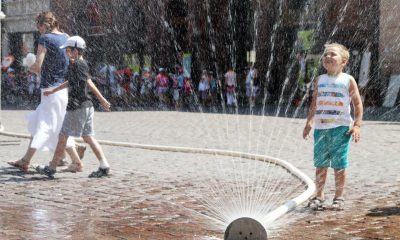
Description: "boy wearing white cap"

(36, 36), (112, 178)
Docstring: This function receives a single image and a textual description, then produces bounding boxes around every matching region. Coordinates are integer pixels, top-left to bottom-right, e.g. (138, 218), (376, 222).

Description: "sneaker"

(76, 144), (86, 159)
(35, 165), (56, 179)
(88, 167), (110, 178)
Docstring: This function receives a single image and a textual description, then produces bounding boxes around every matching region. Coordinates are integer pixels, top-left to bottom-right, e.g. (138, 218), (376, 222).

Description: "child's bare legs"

(82, 136), (106, 162)
(83, 135), (110, 167)
(334, 168), (346, 198)
(64, 146), (83, 172)
(83, 135), (110, 178)
(49, 134), (83, 171)
(316, 167), (328, 199)
(8, 137), (69, 172)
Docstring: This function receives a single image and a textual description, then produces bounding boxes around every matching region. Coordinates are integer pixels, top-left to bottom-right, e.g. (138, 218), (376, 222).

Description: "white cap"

(60, 36), (86, 49)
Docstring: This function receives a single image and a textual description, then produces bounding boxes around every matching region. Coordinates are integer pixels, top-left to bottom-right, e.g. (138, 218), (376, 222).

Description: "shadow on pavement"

(0, 167), (47, 182)
(367, 207), (400, 217)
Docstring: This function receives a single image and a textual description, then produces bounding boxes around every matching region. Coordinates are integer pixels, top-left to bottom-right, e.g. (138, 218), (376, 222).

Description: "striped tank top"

(315, 73), (352, 129)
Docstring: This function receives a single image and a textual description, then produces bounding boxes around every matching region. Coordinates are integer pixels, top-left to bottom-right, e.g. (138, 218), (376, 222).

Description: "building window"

(22, 33), (35, 54)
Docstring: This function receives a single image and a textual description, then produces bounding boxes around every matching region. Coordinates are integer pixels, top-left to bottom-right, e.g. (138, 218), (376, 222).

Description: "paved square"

(1, 110), (399, 239)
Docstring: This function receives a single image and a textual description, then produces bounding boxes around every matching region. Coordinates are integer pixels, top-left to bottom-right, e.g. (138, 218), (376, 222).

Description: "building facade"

(1, 0), (49, 71)
(1, 0), (397, 106)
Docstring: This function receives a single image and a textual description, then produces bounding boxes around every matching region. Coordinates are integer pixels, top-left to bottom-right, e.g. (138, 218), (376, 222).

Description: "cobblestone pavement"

(0, 110), (399, 239)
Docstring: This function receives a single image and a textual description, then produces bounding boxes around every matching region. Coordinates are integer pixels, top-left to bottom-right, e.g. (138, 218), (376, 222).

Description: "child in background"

(155, 68), (169, 106)
(198, 70), (210, 105)
(245, 66), (258, 108)
(225, 68), (237, 107)
(208, 71), (218, 105)
(36, 36), (111, 178)
(27, 71), (40, 99)
(303, 43), (363, 210)
(5, 68), (16, 96)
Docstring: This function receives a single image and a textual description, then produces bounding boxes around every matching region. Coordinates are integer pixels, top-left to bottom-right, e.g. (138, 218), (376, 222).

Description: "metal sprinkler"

(224, 217), (267, 240)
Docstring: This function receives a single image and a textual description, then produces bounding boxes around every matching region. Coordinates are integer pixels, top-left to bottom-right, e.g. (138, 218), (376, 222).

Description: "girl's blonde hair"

(324, 42), (350, 61)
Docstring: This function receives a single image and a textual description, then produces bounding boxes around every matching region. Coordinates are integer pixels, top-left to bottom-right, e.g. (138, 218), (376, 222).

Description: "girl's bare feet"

(61, 163), (83, 173)
(7, 159), (29, 172)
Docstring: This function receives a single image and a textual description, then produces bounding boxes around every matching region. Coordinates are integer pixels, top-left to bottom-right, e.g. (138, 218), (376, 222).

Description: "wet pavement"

(1, 110), (399, 239)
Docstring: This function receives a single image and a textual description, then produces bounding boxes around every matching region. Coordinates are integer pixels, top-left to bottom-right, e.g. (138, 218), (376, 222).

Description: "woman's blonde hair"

(36, 11), (59, 32)
(324, 42), (350, 61)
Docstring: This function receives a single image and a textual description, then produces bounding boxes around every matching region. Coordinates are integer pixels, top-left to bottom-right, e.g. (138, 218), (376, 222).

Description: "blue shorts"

(313, 126), (351, 169)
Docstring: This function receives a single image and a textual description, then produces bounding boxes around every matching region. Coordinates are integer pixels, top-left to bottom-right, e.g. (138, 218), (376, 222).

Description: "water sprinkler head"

(224, 217), (267, 240)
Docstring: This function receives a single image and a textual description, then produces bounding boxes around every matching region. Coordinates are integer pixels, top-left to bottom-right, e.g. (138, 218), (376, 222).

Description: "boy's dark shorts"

(313, 126), (351, 169)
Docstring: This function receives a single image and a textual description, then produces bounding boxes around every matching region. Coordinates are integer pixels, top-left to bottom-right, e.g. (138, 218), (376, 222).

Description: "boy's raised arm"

(86, 79), (111, 111)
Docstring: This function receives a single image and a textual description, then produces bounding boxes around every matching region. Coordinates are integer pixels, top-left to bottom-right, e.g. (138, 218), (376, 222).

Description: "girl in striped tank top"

(303, 43), (363, 211)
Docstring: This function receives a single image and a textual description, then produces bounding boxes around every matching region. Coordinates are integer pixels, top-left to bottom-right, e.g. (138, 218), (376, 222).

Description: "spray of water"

(0, 1), (397, 238)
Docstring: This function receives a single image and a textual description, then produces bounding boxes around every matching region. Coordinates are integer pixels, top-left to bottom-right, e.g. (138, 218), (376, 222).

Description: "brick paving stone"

(1, 110), (399, 239)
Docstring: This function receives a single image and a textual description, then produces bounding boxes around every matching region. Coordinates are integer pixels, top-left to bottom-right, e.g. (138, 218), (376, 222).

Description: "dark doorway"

(166, 0), (188, 53)
(232, 0), (253, 73)
(8, 33), (23, 72)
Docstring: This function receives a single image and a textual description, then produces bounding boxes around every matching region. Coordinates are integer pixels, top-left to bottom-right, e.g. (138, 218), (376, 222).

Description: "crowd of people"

(1, 66), (41, 104)
(84, 63), (262, 110)
(92, 64), (196, 110)
(2, 57), (265, 111)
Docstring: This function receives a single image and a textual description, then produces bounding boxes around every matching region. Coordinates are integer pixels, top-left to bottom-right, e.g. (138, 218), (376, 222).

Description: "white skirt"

(26, 87), (75, 151)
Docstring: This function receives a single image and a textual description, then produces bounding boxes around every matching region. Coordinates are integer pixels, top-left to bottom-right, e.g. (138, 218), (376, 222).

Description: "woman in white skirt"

(8, 12), (83, 172)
